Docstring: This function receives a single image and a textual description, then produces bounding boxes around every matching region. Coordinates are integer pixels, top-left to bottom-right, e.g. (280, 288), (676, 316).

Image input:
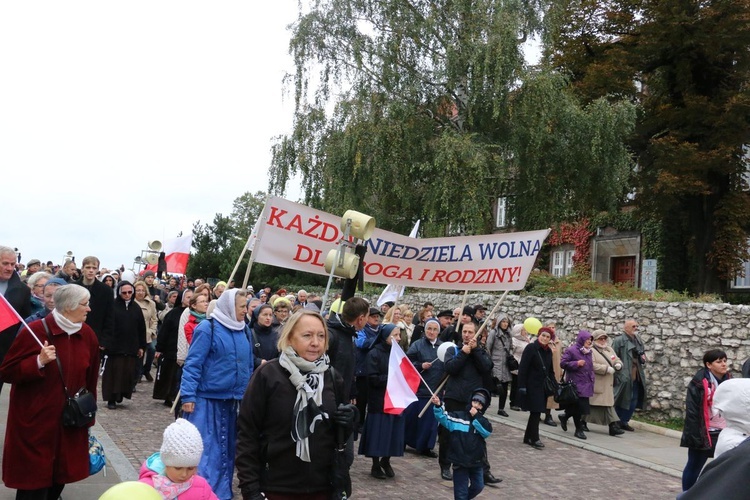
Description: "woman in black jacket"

(517, 328), (555, 449)
(100, 281), (146, 409)
(358, 323), (406, 479)
(680, 349), (730, 491)
(153, 289), (192, 407)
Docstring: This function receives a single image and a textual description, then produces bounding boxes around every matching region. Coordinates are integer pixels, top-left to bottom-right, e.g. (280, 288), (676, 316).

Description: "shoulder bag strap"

(593, 345), (615, 368)
(41, 318), (70, 397)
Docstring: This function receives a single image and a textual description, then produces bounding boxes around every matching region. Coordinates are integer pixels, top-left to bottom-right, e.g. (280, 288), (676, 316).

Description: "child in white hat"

(139, 418), (217, 499)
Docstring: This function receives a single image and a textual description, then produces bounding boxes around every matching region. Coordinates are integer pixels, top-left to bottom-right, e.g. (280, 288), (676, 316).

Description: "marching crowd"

(1, 245), (749, 499)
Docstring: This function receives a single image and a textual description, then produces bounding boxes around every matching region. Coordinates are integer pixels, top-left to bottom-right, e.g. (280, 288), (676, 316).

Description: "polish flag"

(384, 340), (421, 415)
(0, 293), (23, 332)
(146, 235), (193, 275)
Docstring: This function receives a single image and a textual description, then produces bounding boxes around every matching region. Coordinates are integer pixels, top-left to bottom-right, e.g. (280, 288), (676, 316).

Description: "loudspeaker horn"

(324, 249), (360, 279)
(134, 256), (142, 263)
(341, 210), (375, 241)
(66, 250), (73, 256)
(145, 254), (159, 265)
(148, 240), (163, 252)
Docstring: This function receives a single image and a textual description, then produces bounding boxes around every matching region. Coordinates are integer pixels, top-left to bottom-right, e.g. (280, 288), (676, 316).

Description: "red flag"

(0, 293), (23, 332)
(384, 340), (422, 415)
(145, 235), (192, 275)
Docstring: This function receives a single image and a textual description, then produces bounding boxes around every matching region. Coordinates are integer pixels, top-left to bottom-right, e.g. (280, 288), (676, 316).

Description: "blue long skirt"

(358, 412), (405, 458)
(184, 397), (239, 500)
(403, 398), (438, 452)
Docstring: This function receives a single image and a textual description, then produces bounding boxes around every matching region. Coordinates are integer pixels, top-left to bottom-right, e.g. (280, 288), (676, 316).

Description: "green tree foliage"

(548, 0), (750, 294)
(269, 0), (636, 237)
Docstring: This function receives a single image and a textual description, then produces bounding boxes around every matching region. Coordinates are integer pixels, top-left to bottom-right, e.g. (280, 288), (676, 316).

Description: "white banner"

(252, 197), (549, 291)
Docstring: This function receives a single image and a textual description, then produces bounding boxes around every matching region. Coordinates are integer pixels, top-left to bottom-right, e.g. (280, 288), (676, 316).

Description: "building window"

(733, 241), (750, 288)
(496, 197), (507, 228)
(552, 249), (575, 277)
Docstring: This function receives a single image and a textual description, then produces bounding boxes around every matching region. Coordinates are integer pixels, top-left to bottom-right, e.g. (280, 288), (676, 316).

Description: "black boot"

(440, 465), (453, 480)
(543, 411), (557, 427)
(574, 427), (587, 440)
(371, 458), (386, 479)
(380, 457), (395, 478)
(559, 413), (568, 432)
(609, 422), (625, 436)
(581, 421), (590, 432)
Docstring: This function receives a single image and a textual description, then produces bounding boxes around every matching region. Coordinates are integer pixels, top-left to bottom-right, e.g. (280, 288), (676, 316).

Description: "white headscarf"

(210, 288), (246, 331)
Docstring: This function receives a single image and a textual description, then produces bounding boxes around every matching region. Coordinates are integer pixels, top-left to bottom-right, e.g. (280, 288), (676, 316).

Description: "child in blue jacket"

(432, 388), (493, 500)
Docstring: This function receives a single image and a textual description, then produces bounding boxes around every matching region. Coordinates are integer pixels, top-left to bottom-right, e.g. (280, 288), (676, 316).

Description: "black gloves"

(244, 491), (265, 500)
(332, 403), (359, 437)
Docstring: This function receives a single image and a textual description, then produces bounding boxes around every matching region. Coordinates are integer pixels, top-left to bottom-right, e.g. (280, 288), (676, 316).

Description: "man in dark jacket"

(439, 321), (499, 484)
(440, 306), (475, 344)
(0, 245), (31, 394)
(327, 297), (369, 402)
(74, 256), (114, 347)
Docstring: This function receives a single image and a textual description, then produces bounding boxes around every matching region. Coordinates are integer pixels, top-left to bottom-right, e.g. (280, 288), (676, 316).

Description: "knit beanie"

(160, 419), (204, 467)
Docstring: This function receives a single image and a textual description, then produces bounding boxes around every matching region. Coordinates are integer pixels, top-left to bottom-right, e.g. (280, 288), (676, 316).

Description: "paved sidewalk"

(1, 382), (685, 499)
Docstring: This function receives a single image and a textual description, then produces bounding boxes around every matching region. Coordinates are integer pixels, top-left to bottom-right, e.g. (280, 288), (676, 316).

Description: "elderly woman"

(680, 349), (730, 491)
(177, 284), (211, 366)
(27, 271), (52, 316)
(410, 307), (434, 345)
(486, 315), (513, 416)
(181, 289), (254, 500)
(517, 327), (555, 449)
(589, 330), (625, 436)
(559, 330), (595, 440)
(154, 289), (192, 407)
(359, 323), (406, 479)
(134, 280), (158, 383)
(236, 309), (356, 499)
(251, 303), (279, 369)
(509, 324), (531, 411)
(543, 324), (563, 427)
(271, 297), (292, 332)
(404, 318), (444, 457)
(101, 281), (147, 409)
(0, 285), (99, 499)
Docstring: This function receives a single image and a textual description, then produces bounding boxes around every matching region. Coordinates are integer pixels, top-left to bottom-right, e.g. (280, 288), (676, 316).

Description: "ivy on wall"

(548, 218), (593, 272)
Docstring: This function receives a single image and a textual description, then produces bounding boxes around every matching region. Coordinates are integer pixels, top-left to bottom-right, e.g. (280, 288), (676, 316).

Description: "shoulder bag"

(554, 369), (579, 405)
(42, 319), (97, 427)
(537, 351), (558, 397)
(503, 335), (519, 371)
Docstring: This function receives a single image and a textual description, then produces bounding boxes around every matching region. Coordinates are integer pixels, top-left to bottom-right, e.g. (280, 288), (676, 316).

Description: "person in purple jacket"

(559, 330), (595, 440)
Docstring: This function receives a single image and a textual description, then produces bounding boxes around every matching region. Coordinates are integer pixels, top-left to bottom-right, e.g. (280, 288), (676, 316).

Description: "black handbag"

(553, 371), (579, 405)
(506, 352), (519, 372)
(537, 351), (558, 396)
(42, 319), (97, 427)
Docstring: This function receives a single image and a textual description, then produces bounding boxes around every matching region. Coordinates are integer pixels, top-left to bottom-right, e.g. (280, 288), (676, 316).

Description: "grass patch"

(633, 416), (684, 432)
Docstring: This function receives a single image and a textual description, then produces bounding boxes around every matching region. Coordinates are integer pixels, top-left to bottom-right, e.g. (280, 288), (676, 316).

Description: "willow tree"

(270, 0), (636, 236)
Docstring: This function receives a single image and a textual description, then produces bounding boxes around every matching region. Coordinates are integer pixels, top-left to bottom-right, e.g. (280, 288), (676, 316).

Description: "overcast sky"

(0, 2), (300, 271)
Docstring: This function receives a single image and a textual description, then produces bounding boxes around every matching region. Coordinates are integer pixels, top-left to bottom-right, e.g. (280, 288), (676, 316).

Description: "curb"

(488, 412), (683, 478)
(91, 420), (139, 481)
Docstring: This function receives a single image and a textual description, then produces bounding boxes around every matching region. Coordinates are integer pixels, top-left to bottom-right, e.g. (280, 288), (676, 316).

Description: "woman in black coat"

(680, 349), (730, 491)
(100, 281), (146, 409)
(517, 328), (555, 449)
(358, 323), (406, 479)
(153, 289), (192, 406)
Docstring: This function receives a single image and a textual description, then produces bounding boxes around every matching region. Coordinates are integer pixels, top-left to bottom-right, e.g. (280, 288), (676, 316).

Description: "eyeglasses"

(120, 290), (133, 295)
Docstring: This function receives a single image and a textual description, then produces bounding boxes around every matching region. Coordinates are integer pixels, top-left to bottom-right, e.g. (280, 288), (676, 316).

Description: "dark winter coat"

(433, 404), (492, 468)
(236, 360), (342, 497)
(0, 315), (99, 489)
(155, 305), (186, 359)
(680, 367), (730, 450)
(407, 337), (445, 398)
(0, 271), (31, 371)
(327, 313), (358, 399)
(517, 341), (555, 413)
(443, 343), (493, 404)
(354, 323), (380, 377)
(365, 341), (391, 413)
(75, 277), (115, 345)
(103, 296), (147, 356)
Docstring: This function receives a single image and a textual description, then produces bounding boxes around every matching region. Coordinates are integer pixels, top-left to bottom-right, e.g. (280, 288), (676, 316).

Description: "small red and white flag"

(146, 235), (193, 275)
(384, 339), (421, 415)
(0, 293), (23, 333)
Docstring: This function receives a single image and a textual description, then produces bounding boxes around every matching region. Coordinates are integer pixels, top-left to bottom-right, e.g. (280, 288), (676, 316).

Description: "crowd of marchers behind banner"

(3, 245), (750, 499)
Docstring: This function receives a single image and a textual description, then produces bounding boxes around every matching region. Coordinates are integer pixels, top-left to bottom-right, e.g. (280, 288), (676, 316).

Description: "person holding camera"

(612, 319), (648, 432)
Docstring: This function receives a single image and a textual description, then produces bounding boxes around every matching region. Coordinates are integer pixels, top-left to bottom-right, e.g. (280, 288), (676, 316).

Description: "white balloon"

(437, 342), (457, 362)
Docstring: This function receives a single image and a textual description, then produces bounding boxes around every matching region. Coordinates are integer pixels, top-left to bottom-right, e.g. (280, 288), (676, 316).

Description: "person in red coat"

(0, 284), (100, 499)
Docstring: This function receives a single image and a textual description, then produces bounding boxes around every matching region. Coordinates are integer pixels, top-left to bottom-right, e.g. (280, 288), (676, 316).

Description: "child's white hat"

(160, 418), (204, 467)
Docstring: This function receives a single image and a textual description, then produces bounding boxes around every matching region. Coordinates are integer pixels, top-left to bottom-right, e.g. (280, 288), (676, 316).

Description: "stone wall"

(366, 292), (750, 420)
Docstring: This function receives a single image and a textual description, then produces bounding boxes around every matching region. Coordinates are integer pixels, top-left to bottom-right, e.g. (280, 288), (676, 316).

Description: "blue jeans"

(616, 380), (641, 424)
(682, 447), (711, 491)
(453, 466), (484, 500)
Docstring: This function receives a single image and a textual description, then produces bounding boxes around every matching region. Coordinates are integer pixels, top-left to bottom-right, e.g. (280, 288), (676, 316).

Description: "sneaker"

(440, 466), (452, 481)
